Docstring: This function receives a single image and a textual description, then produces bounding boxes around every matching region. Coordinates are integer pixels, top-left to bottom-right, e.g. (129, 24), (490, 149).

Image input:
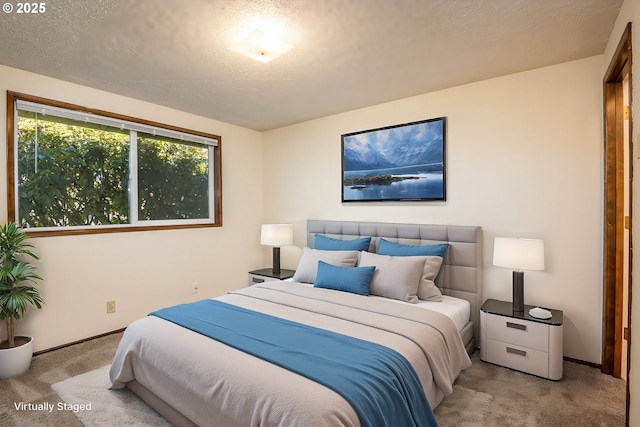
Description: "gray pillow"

(292, 247), (359, 284)
(358, 251), (426, 303)
(417, 256), (444, 302)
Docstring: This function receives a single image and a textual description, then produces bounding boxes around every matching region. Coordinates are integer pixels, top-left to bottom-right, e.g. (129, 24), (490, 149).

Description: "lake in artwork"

(342, 118), (446, 201)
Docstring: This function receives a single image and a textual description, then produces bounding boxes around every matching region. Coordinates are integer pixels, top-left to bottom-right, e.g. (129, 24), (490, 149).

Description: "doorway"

(602, 19), (632, 393)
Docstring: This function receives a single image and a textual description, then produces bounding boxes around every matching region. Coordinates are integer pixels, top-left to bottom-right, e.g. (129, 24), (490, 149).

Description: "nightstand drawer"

(487, 314), (548, 352)
(248, 274), (278, 286)
(486, 338), (549, 378)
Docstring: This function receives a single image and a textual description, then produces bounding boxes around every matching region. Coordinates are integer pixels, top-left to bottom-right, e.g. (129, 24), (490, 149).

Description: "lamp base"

(512, 271), (524, 312)
(272, 247), (281, 275)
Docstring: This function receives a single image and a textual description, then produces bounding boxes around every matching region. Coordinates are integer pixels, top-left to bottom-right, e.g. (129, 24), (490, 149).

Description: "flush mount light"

(231, 28), (293, 63)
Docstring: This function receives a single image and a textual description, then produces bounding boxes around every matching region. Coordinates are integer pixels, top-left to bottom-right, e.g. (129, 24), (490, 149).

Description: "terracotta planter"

(0, 336), (33, 379)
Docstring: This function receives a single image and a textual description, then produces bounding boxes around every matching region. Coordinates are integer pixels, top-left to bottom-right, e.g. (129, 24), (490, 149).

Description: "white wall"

(262, 56), (604, 363)
(0, 65), (265, 351)
(605, 1), (638, 424)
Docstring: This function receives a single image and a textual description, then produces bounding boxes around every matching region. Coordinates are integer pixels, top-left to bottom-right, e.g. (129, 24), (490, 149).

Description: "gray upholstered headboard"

(307, 219), (482, 352)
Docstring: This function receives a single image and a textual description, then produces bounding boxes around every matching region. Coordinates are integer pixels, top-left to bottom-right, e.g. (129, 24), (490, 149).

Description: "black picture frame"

(341, 117), (446, 202)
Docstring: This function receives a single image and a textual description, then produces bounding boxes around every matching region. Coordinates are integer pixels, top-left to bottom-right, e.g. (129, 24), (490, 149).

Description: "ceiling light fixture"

(231, 28), (293, 63)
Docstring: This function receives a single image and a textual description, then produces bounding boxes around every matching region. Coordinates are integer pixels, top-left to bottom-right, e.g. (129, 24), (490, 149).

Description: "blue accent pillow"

(314, 261), (376, 296)
(314, 234), (372, 251)
(377, 238), (449, 257)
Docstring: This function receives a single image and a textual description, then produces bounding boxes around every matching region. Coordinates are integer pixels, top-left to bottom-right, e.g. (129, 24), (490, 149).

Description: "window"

(7, 92), (222, 236)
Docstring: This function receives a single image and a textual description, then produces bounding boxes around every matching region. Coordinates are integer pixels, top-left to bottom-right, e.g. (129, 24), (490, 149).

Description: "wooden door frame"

(602, 21), (632, 403)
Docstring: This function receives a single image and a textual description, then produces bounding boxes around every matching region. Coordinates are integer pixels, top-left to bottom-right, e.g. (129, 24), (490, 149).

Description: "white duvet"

(110, 281), (471, 427)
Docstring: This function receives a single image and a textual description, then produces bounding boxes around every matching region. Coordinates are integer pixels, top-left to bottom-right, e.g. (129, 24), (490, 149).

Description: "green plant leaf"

(0, 221), (43, 345)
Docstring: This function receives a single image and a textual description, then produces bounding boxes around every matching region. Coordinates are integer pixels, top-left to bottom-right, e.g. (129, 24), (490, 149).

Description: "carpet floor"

(0, 331), (627, 426)
(51, 365), (172, 426)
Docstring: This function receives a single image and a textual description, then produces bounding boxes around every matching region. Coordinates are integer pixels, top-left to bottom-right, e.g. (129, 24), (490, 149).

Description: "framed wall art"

(341, 117), (446, 202)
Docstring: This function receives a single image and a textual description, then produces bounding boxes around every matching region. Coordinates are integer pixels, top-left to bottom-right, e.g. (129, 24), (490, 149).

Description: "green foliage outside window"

(17, 115), (210, 228)
(18, 116), (130, 227)
(137, 134), (209, 221)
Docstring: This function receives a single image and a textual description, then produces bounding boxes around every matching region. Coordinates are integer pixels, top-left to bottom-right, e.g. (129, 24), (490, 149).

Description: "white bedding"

(392, 295), (470, 332)
(110, 281), (472, 427)
(296, 282), (471, 332)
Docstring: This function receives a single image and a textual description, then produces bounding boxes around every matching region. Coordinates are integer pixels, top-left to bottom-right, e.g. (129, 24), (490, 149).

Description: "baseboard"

(563, 356), (601, 369)
(33, 328), (126, 356)
(37, 333), (603, 369)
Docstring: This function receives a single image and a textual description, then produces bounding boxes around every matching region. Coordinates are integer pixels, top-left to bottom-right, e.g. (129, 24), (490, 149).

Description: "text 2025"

(16, 2), (46, 13)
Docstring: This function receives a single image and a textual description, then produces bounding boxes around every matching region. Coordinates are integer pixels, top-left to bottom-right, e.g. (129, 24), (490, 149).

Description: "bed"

(109, 220), (482, 427)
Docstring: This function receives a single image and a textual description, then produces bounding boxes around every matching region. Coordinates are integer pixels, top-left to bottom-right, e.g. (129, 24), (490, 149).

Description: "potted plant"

(0, 221), (43, 379)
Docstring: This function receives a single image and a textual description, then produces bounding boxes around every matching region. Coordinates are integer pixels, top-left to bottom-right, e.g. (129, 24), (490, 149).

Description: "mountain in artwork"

(342, 120), (444, 171)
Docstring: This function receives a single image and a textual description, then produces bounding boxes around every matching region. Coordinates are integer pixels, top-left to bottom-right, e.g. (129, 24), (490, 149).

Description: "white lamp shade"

(493, 237), (545, 271)
(260, 224), (293, 247)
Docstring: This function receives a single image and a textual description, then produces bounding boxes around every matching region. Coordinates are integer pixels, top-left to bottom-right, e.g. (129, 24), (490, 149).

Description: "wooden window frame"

(6, 91), (223, 237)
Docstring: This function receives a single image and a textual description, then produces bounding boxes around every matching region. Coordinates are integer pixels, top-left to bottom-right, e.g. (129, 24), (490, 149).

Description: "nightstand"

(248, 268), (295, 286)
(480, 299), (563, 380)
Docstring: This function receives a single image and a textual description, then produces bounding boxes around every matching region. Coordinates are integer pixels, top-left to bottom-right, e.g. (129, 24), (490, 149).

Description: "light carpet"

(51, 365), (171, 426)
(52, 365), (491, 426)
(434, 385), (492, 427)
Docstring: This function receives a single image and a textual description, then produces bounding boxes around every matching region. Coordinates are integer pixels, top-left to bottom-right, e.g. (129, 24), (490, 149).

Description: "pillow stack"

(292, 234), (448, 302)
(292, 247), (360, 284)
(292, 235), (371, 295)
(376, 238), (447, 302)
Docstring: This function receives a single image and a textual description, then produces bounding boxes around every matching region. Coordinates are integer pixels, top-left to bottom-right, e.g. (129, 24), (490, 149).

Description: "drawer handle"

(506, 347), (527, 357)
(506, 321), (527, 331)
(252, 277), (265, 283)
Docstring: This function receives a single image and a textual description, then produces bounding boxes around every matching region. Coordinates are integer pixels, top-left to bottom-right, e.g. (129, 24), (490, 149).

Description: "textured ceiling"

(0, 0), (623, 131)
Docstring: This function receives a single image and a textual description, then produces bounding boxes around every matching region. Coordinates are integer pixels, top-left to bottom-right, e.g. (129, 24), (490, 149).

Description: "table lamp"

(493, 237), (545, 313)
(260, 224), (293, 275)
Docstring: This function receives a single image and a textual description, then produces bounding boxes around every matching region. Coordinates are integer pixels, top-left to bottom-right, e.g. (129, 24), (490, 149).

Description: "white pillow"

(358, 251), (426, 303)
(292, 248), (359, 284)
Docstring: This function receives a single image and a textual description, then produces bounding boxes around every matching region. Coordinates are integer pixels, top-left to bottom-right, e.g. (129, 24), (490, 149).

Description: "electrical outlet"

(106, 300), (116, 314)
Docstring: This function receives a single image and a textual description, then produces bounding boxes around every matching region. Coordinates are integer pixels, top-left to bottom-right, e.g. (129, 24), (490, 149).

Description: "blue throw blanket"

(151, 299), (438, 427)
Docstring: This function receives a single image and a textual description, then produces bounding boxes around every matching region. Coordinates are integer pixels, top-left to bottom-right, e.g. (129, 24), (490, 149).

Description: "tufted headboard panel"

(307, 219), (482, 351)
